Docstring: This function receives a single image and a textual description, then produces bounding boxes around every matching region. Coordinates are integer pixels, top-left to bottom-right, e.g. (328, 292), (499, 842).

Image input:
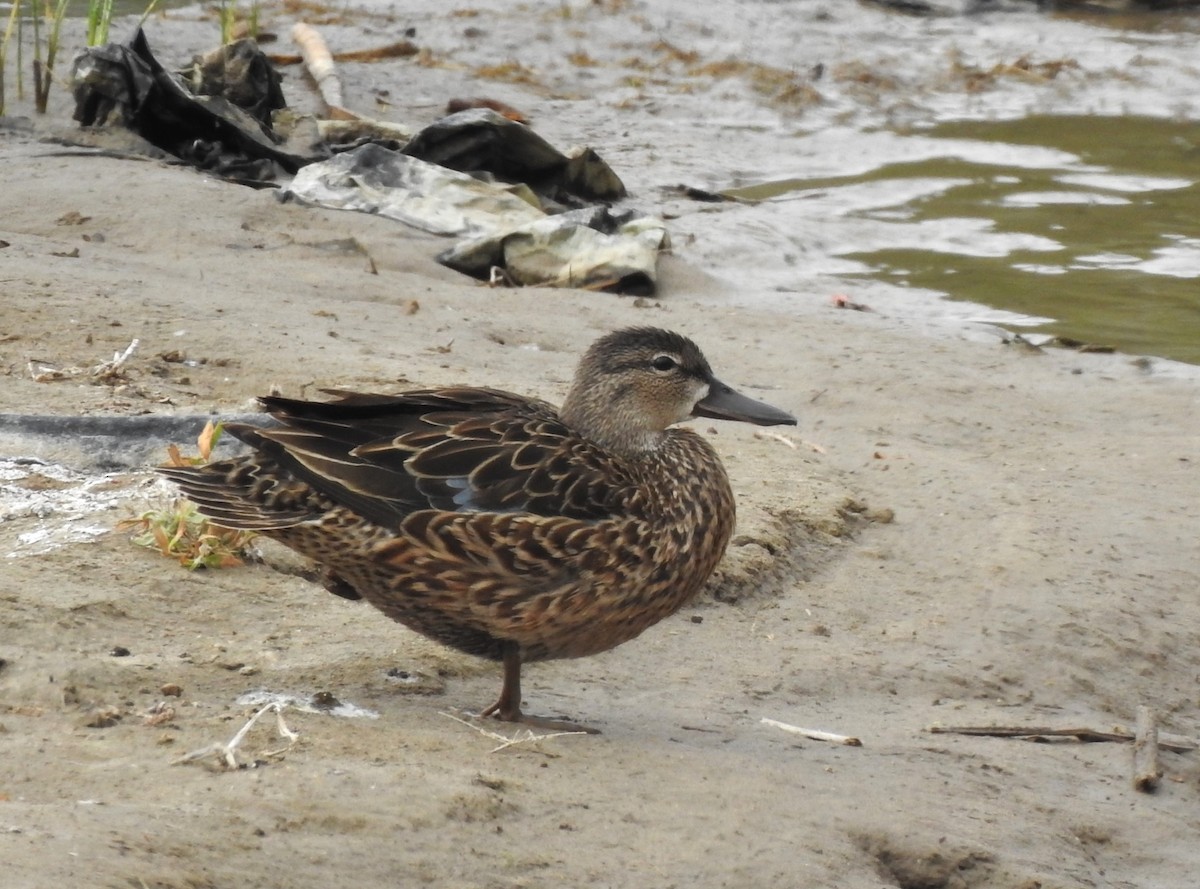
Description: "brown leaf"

(197, 420), (217, 462)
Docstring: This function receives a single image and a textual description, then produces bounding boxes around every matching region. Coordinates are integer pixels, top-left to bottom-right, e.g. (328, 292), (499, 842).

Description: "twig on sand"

(754, 430), (797, 449)
(761, 717), (862, 746)
(1133, 706), (1162, 793)
(440, 711), (587, 753)
(752, 429), (825, 453)
(174, 702), (299, 769)
(928, 722), (1197, 755)
(28, 338), (140, 383)
(269, 38), (419, 67)
(292, 22), (355, 119)
(92, 338), (139, 379)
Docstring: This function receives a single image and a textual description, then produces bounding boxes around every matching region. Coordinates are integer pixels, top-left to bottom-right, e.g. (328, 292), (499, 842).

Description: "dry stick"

(761, 717), (863, 746)
(268, 39), (419, 67)
(28, 338), (140, 382)
(92, 338), (139, 378)
(174, 702), (299, 768)
(928, 724), (1197, 754)
(753, 429), (798, 449)
(1132, 706), (1162, 793)
(440, 711), (587, 752)
(291, 22), (356, 120)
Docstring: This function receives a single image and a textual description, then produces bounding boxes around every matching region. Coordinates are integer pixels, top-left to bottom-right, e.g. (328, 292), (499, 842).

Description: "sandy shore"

(3, 4), (1200, 887)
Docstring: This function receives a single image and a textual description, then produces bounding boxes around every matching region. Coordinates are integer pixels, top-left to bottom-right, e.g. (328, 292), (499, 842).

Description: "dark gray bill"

(693, 378), (797, 426)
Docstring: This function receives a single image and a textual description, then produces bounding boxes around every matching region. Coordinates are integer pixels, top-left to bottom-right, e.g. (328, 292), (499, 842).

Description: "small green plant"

(216, 0), (260, 45)
(0, 0), (21, 116)
(121, 420), (258, 570)
(86, 0), (115, 47)
(247, 0), (259, 40)
(125, 498), (258, 569)
(218, 0), (235, 44)
(33, 0), (70, 113)
(136, 0), (164, 34)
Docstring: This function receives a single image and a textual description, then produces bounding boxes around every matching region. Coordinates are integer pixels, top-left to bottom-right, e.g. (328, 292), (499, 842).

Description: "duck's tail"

(158, 423), (324, 531)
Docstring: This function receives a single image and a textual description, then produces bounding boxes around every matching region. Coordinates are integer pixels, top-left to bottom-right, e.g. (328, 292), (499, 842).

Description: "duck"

(160, 327), (796, 732)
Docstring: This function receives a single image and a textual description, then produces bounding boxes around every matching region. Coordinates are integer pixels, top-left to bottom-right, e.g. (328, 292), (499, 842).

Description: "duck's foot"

(480, 641), (601, 734)
(478, 701), (600, 735)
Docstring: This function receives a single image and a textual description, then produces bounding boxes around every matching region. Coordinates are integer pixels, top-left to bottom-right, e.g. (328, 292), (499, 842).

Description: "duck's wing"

(217, 387), (629, 529)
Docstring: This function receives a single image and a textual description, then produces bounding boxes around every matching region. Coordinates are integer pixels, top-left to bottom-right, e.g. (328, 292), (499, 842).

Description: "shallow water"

(853, 116), (1200, 364)
(726, 114), (1200, 363)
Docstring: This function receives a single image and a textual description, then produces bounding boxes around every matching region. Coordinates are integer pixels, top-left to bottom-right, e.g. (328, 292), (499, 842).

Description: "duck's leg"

(478, 642), (523, 721)
(479, 641), (600, 735)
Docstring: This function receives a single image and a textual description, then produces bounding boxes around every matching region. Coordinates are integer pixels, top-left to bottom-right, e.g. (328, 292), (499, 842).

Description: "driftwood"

(291, 22), (356, 119)
(762, 717), (863, 746)
(268, 39), (419, 68)
(1132, 706), (1162, 793)
(440, 711), (587, 753)
(929, 723), (1197, 754)
(27, 338), (140, 383)
(174, 701), (299, 769)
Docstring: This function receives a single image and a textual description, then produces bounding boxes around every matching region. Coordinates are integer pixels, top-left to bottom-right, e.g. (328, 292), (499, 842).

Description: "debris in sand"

(27, 338), (139, 383)
(143, 702), (177, 727)
(831, 294), (873, 312)
(291, 22), (349, 119)
(754, 430), (798, 449)
(446, 97), (530, 123)
(441, 711), (588, 753)
(928, 722), (1198, 754)
(174, 701), (299, 770)
(753, 429), (827, 454)
(80, 706), (123, 728)
(235, 689), (378, 719)
(269, 36), (419, 68)
(762, 717), (863, 746)
(1133, 705), (1162, 794)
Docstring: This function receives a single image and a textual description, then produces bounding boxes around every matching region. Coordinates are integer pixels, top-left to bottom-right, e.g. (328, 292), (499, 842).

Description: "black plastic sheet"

(71, 29), (316, 184)
(402, 108), (627, 207)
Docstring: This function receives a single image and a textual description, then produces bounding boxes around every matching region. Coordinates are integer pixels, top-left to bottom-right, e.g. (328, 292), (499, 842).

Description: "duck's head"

(560, 327), (797, 454)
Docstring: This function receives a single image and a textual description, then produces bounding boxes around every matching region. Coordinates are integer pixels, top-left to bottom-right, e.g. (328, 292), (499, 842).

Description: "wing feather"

(171, 387), (635, 530)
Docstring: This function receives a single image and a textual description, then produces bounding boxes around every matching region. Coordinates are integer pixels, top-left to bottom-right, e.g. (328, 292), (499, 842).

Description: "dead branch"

(1133, 706), (1162, 793)
(28, 338), (140, 383)
(440, 711), (587, 752)
(762, 717), (862, 746)
(753, 430), (797, 449)
(928, 723), (1196, 755)
(269, 39), (419, 67)
(174, 701), (299, 769)
(292, 22), (355, 119)
(92, 338), (139, 379)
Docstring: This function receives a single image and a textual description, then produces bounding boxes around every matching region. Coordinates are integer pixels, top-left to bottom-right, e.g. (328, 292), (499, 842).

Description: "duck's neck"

(560, 393), (664, 457)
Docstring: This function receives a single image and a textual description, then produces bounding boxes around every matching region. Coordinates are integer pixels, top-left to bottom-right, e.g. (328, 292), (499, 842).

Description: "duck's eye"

(650, 354), (678, 372)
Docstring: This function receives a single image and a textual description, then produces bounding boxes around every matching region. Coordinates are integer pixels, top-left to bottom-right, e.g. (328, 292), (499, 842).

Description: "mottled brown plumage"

(160, 327), (795, 731)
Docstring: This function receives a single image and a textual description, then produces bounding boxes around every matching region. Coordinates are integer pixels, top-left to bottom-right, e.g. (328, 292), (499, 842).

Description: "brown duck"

(161, 327), (795, 731)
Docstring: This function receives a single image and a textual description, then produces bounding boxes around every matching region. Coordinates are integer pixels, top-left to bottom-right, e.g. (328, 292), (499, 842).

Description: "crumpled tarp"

(282, 142), (546, 237)
(401, 107), (627, 207)
(438, 207), (669, 294)
(283, 142), (667, 292)
(71, 28), (317, 184)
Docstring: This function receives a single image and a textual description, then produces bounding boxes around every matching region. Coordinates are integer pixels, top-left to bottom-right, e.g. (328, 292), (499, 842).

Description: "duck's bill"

(693, 379), (797, 426)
